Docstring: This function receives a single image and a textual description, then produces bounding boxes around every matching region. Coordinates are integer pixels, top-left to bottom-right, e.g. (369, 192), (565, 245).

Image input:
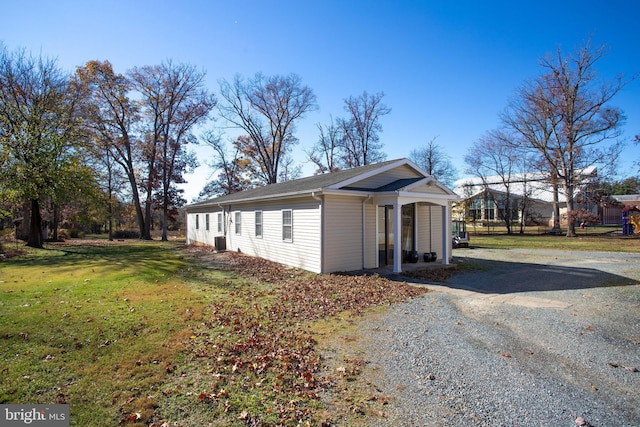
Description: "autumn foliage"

(165, 249), (428, 426)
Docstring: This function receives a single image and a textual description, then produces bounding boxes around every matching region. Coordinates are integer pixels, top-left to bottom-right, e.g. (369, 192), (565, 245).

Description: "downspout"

(219, 203), (230, 251)
(362, 195), (372, 269)
(311, 192), (323, 273)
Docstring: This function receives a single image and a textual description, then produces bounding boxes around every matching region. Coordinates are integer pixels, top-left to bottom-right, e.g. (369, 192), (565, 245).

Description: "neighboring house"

(452, 167), (609, 227)
(185, 158), (459, 274)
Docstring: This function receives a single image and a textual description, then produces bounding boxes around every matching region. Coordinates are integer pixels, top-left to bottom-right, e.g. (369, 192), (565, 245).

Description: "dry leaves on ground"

(178, 249), (428, 426)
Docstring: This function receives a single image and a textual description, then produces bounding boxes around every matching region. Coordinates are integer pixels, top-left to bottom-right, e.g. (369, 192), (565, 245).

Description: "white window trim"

(217, 213), (223, 233)
(205, 213), (210, 231)
(195, 214), (199, 230)
(255, 210), (263, 238)
(234, 211), (241, 235)
(282, 209), (293, 242)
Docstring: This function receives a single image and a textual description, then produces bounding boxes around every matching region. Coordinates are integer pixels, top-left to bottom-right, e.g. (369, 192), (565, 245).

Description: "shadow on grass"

(4, 242), (184, 282)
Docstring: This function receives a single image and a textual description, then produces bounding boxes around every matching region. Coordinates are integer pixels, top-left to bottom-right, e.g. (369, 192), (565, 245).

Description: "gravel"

(360, 248), (640, 426)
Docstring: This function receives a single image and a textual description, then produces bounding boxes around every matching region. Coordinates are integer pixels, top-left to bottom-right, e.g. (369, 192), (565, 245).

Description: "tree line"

(0, 43), (406, 247)
(1, 40), (636, 248)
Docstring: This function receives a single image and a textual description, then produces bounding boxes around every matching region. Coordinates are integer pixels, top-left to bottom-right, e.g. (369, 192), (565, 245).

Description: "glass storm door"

(378, 206), (394, 265)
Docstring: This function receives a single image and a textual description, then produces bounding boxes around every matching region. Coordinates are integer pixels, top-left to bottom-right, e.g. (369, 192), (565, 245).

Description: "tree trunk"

(551, 180), (562, 235)
(52, 201), (59, 241)
(161, 205), (168, 241)
(142, 196), (153, 240)
(565, 189), (577, 237)
(26, 199), (43, 248)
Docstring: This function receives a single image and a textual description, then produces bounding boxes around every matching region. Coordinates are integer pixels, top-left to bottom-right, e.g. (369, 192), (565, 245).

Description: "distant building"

(452, 167), (620, 228)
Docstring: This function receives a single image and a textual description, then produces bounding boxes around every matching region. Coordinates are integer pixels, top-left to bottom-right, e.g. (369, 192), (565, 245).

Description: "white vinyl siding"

(323, 195), (364, 272)
(186, 208), (225, 247)
(417, 204), (442, 260)
(223, 198), (321, 273)
(363, 200), (377, 268)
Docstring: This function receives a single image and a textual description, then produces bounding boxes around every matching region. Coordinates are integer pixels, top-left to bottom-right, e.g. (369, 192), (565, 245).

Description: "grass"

(468, 229), (640, 253)
(0, 241), (215, 426)
(3, 230), (637, 426)
(0, 241), (426, 426)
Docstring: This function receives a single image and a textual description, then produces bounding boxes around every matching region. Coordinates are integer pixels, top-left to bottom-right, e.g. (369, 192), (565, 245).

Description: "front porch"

(373, 197), (452, 273)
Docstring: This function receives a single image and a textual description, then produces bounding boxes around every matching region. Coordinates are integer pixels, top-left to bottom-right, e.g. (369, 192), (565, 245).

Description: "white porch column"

(393, 200), (402, 273)
(441, 203), (451, 265)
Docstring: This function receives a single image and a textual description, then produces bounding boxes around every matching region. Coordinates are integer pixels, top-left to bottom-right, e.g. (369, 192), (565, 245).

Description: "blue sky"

(3, 0), (639, 201)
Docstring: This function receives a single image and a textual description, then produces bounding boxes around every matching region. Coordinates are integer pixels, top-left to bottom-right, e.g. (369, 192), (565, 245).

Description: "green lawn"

(0, 240), (424, 426)
(467, 228), (640, 253)
(0, 241), (215, 426)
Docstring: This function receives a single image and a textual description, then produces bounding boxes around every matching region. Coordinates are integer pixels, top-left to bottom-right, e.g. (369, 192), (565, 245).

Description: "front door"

(378, 204), (415, 266)
(378, 205), (393, 265)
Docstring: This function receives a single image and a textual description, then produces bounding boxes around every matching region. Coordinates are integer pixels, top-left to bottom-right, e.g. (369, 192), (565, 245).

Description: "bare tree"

(337, 91), (390, 167)
(465, 130), (522, 234)
(409, 136), (457, 187)
(218, 73), (316, 184)
(199, 133), (253, 198)
(307, 116), (341, 174)
(129, 61), (215, 240)
(503, 42), (628, 237)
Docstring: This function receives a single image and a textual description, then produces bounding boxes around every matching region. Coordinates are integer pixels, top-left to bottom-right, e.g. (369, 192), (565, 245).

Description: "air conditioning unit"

(214, 236), (226, 251)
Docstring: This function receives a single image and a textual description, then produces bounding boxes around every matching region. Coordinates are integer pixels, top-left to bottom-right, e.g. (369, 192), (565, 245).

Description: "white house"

(185, 158), (459, 274)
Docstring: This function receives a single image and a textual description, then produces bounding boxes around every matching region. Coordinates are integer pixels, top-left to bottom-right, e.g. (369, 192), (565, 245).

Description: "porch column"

(393, 200), (402, 273)
(441, 204), (451, 265)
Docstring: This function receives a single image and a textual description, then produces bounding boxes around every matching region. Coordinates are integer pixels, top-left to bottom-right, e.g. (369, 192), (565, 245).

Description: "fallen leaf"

(584, 325), (594, 331)
(624, 366), (638, 372)
(608, 361), (620, 368)
(575, 416), (594, 427)
(502, 353), (511, 358)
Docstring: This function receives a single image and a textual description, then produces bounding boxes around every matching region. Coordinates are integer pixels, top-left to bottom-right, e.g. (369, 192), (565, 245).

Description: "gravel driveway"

(361, 248), (640, 426)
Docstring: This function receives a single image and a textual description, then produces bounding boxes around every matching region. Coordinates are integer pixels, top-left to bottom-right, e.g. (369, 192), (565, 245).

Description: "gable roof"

(187, 158), (456, 209)
(453, 167), (597, 204)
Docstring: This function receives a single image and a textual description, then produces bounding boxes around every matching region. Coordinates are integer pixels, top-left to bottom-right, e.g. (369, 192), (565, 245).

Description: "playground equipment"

(622, 206), (640, 235)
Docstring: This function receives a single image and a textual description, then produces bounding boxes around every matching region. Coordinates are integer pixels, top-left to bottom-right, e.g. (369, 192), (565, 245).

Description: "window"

(195, 214), (199, 230)
(235, 212), (241, 235)
(255, 211), (263, 237)
(282, 210), (292, 241)
(217, 213), (223, 233)
(468, 198), (482, 221)
(205, 214), (210, 231)
(484, 208), (495, 220)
